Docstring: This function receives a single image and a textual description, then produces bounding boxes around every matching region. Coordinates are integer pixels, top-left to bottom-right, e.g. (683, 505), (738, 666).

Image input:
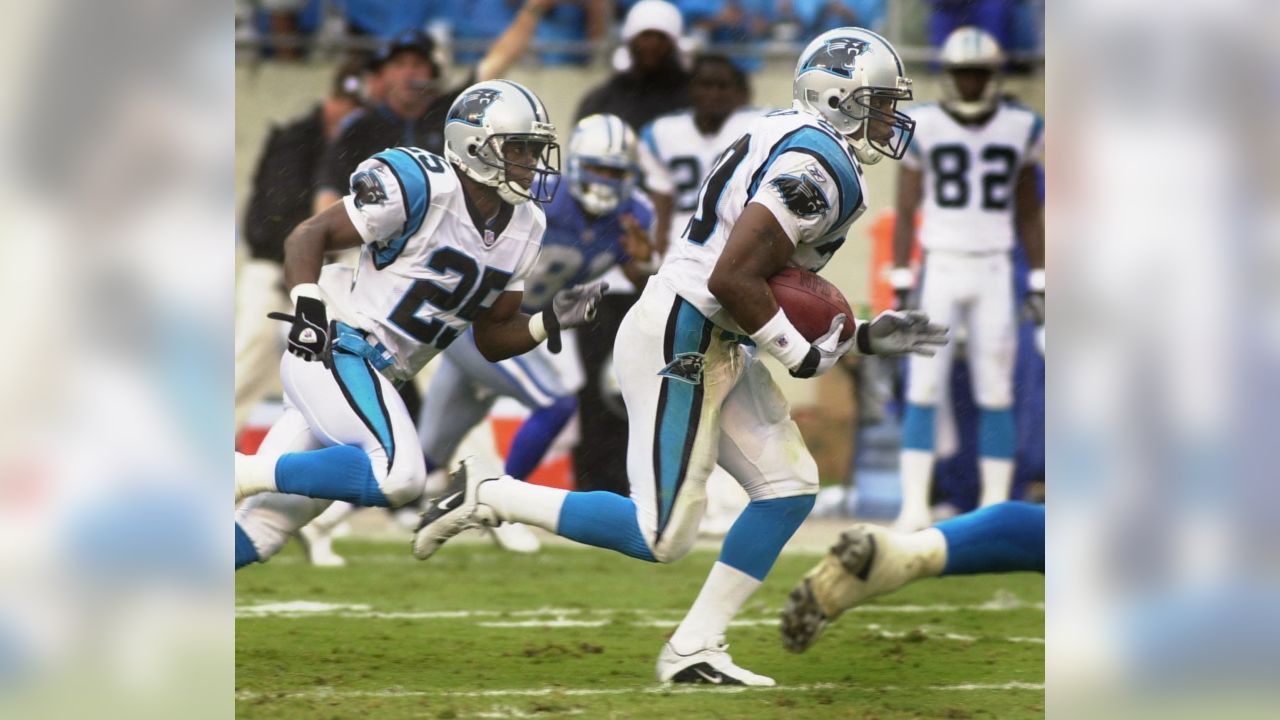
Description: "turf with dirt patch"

(236, 540), (1044, 719)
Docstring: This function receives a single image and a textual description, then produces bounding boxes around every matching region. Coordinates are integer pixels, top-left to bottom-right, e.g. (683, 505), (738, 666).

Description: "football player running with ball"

(413, 29), (947, 686)
(233, 80), (606, 569)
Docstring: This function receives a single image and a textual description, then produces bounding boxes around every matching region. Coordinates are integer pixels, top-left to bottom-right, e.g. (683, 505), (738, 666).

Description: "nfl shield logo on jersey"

(658, 352), (705, 385)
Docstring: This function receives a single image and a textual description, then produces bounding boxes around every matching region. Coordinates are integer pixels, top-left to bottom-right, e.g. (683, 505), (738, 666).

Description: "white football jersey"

(335, 146), (545, 382)
(657, 109), (869, 334)
(902, 100), (1044, 253)
(638, 107), (763, 244)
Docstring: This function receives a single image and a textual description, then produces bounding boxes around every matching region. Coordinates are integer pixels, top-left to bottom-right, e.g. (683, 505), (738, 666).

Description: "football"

(768, 267), (855, 342)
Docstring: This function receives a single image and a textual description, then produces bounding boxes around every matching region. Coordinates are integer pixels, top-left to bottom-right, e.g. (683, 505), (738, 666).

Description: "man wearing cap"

(574, 0), (692, 131)
(570, 0), (694, 498)
(314, 0), (555, 213)
(236, 57), (367, 432)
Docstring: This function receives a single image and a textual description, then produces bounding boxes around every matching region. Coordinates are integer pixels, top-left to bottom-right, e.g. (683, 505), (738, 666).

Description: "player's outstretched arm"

(477, 0), (553, 82)
(474, 281), (606, 360)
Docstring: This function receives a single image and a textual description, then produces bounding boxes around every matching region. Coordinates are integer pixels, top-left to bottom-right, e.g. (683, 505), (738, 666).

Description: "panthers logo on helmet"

(449, 87), (501, 126)
(802, 38), (870, 79)
(770, 173), (829, 217)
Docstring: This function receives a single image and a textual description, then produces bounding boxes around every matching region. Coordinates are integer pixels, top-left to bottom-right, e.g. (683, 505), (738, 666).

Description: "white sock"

(978, 457), (1014, 507)
(896, 449), (935, 528)
(477, 476), (568, 531)
(236, 452), (277, 495)
(668, 562), (761, 654)
(310, 501), (356, 533)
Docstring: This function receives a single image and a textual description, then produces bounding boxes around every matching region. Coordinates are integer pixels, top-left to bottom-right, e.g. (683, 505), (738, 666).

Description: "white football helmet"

(566, 114), (638, 216)
(939, 26), (1004, 119)
(793, 27), (915, 165)
(444, 79), (560, 205)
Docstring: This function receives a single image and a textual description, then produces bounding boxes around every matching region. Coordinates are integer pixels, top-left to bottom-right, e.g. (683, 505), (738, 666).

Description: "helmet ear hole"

(827, 96), (840, 109)
(467, 143), (478, 157)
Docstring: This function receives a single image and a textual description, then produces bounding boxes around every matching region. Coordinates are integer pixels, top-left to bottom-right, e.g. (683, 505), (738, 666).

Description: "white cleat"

(297, 524), (347, 567)
(656, 638), (775, 686)
(411, 460), (497, 560)
(780, 524), (942, 652)
(486, 522), (541, 554)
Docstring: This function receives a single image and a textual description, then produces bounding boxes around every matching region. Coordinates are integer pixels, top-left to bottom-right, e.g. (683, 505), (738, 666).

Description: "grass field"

(236, 538), (1044, 719)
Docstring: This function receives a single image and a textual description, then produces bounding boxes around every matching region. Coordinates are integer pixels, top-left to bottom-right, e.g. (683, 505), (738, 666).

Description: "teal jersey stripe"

(332, 351), (396, 468)
(746, 126), (862, 228)
(371, 148), (431, 269)
(654, 299), (713, 534)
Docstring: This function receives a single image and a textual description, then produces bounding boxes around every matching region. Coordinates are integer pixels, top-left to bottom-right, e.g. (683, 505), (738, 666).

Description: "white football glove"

(856, 310), (949, 357)
(542, 281), (607, 353)
(789, 315), (857, 379)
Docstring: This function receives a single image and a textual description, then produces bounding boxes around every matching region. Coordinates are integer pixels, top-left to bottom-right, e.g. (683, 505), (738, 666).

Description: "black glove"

(268, 292), (330, 363)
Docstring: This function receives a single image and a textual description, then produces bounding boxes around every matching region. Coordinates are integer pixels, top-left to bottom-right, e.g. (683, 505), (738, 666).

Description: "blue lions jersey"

(519, 179), (655, 313)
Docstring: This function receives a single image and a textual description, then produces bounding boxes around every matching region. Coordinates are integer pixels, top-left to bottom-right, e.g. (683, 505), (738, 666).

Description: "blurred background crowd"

(235, 0), (1044, 69)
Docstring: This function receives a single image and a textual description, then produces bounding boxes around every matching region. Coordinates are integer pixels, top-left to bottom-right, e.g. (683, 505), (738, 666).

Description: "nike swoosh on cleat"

(436, 492), (462, 511)
(693, 667), (724, 684)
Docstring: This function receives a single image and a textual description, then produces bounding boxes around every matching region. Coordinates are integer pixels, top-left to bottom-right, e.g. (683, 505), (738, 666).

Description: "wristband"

(1027, 269), (1045, 292)
(290, 283), (323, 304)
(888, 266), (914, 291)
(749, 309), (811, 370)
(528, 312), (549, 343)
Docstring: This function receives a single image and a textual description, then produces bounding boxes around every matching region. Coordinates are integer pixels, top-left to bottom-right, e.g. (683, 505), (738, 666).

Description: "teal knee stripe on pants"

(330, 349), (395, 469)
(652, 298), (713, 538)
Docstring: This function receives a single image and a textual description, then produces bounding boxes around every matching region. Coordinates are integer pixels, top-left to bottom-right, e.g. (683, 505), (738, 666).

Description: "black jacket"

(575, 65), (692, 131)
(320, 76), (473, 194)
(243, 105), (327, 263)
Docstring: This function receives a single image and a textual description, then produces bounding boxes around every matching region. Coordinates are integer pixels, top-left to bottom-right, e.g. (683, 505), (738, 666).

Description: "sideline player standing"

(891, 27), (1045, 530)
(414, 29), (948, 685)
(637, 53), (761, 253)
(233, 80), (606, 569)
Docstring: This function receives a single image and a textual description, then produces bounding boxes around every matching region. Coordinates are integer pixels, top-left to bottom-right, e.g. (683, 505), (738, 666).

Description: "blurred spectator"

(449, 0), (521, 64)
(928, 1), (1015, 53)
(314, 1), (554, 211)
(684, 0), (773, 71)
(341, 0), (447, 40)
(571, 0), (693, 497)
(576, 0), (691, 130)
(236, 58), (366, 431)
(777, 0), (886, 37)
(534, 0), (607, 66)
(253, 0), (326, 59)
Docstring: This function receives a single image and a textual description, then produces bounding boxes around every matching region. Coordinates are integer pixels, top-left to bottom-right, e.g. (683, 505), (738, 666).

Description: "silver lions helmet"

(792, 27), (915, 165)
(939, 26), (1004, 119)
(444, 79), (560, 205)
(566, 114), (638, 216)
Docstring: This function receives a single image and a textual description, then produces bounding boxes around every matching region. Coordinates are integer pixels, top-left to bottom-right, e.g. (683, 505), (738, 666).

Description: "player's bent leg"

(236, 493), (334, 569)
(505, 395), (576, 479)
(239, 351), (427, 509)
(418, 342), (496, 476)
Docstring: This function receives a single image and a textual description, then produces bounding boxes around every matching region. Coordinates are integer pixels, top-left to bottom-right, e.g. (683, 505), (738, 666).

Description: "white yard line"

(235, 596), (1043, 620)
(235, 680), (1043, 702)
